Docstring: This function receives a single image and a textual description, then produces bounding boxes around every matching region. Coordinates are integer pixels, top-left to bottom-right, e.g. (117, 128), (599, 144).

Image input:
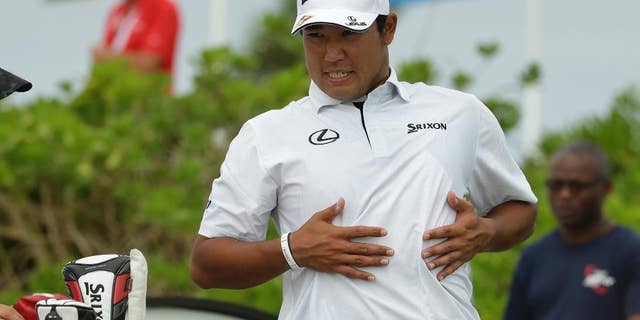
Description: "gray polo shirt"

(199, 68), (537, 319)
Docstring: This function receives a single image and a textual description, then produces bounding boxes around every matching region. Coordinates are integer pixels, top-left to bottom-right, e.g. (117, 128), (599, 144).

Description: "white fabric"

(111, 8), (139, 53)
(292, 0), (389, 34)
(198, 68), (537, 320)
(36, 299), (94, 320)
(125, 249), (147, 320)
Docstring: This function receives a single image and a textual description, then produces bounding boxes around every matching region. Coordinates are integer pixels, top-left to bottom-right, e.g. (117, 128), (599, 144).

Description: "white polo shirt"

(198, 69), (537, 319)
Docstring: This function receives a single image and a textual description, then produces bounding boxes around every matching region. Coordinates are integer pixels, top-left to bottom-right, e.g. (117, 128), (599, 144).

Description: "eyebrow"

(304, 25), (323, 32)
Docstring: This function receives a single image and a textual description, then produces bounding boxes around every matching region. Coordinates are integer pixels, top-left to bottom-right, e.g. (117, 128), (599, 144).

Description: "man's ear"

(383, 13), (398, 45)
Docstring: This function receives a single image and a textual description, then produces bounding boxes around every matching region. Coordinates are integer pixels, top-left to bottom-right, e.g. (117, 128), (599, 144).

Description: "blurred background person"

(504, 141), (640, 320)
(92, 0), (179, 79)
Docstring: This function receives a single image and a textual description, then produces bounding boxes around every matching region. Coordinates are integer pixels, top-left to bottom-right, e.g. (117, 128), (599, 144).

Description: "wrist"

(280, 232), (302, 270)
(479, 217), (498, 252)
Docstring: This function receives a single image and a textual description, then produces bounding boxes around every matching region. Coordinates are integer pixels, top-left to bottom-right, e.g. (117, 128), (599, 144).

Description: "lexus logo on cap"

(302, 0), (309, 4)
(309, 129), (340, 145)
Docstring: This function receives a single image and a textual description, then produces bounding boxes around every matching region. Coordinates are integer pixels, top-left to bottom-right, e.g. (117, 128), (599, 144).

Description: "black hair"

(375, 15), (388, 34)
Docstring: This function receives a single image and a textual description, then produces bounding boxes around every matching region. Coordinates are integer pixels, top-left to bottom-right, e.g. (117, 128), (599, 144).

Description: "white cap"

(291, 0), (390, 35)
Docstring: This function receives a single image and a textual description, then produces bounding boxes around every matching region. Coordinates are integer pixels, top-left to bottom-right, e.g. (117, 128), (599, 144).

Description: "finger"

(334, 265), (376, 281)
(339, 254), (390, 268)
(346, 242), (395, 256)
(423, 223), (462, 240)
(421, 240), (457, 259)
(314, 198), (345, 222)
(447, 190), (473, 214)
(447, 190), (459, 208)
(436, 260), (465, 281)
(340, 225), (388, 239)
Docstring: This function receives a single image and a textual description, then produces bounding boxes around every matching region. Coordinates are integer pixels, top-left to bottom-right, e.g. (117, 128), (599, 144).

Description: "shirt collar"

(309, 67), (411, 113)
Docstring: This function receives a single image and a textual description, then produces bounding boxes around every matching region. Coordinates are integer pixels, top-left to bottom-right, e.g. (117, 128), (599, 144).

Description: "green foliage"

(520, 62), (542, 86)
(250, 0), (303, 73)
(451, 71), (473, 91)
(476, 42), (500, 59)
(483, 97), (521, 133)
(398, 59), (438, 84)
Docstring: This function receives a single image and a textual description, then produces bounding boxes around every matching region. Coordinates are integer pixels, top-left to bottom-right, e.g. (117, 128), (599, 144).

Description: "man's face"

(547, 153), (611, 230)
(301, 14), (397, 101)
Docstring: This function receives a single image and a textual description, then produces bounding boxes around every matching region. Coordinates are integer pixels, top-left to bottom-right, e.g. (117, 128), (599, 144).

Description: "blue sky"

(2, 0), (639, 157)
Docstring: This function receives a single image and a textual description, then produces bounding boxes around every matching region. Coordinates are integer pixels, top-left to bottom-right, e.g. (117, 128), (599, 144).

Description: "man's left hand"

(421, 191), (496, 281)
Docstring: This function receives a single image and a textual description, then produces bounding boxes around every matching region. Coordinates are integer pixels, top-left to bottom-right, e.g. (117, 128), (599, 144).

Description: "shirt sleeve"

(198, 121), (278, 241)
(138, 0), (179, 68)
(103, 6), (122, 46)
(467, 97), (537, 215)
(625, 233), (640, 317)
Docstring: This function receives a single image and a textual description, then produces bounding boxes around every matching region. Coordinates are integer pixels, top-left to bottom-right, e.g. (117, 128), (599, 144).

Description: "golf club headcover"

(124, 249), (147, 320)
(14, 293), (71, 320)
(62, 254), (131, 320)
(36, 299), (97, 320)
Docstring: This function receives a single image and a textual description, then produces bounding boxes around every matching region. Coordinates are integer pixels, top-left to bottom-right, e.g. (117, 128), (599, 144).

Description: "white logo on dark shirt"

(583, 264), (615, 295)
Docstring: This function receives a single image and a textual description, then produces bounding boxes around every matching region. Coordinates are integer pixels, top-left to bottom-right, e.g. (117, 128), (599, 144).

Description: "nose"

(557, 184), (572, 199)
(324, 38), (345, 62)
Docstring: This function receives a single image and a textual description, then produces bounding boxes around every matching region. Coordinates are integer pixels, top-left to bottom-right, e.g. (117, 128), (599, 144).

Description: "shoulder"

(108, 3), (126, 17)
(401, 82), (494, 126)
(247, 98), (308, 128)
(140, 0), (178, 14)
(239, 98), (311, 147)
(521, 230), (562, 258)
(610, 226), (640, 250)
(401, 82), (481, 107)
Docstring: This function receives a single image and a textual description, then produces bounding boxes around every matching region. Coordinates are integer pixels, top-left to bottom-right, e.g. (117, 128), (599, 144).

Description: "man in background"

(505, 141), (640, 320)
(92, 0), (179, 78)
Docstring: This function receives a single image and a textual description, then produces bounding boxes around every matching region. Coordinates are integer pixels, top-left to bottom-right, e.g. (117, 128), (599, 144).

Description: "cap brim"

(291, 9), (378, 35)
(0, 67), (32, 100)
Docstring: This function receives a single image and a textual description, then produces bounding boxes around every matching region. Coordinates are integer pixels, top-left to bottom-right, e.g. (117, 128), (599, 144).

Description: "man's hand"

(289, 198), (394, 281)
(421, 191), (496, 281)
(0, 304), (24, 320)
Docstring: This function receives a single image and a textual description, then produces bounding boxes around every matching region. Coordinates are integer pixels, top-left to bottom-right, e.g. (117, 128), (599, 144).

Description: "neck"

(559, 218), (613, 244)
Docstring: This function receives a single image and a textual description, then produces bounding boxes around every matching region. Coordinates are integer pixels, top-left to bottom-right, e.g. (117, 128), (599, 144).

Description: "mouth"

(553, 206), (579, 221)
(327, 71), (351, 79)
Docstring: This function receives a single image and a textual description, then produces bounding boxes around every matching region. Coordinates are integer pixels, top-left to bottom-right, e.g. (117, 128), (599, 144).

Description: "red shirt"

(103, 0), (179, 75)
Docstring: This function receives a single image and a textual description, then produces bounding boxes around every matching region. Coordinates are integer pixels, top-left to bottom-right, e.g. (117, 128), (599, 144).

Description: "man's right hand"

(289, 198), (394, 281)
(0, 304), (24, 320)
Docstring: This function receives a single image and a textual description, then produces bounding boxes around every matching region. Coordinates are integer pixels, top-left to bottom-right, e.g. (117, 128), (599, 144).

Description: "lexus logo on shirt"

(309, 129), (340, 145)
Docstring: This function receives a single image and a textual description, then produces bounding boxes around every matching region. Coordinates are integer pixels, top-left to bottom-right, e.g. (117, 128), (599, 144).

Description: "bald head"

(551, 141), (610, 181)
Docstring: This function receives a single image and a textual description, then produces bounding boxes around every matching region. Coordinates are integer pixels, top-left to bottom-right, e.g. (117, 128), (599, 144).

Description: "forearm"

(481, 201), (537, 252)
(93, 46), (162, 73)
(124, 52), (162, 73)
(190, 235), (289, 289)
